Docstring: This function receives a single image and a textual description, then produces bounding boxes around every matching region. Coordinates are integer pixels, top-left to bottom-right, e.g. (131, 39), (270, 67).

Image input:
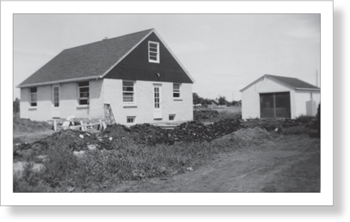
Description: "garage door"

(260, 92), (291, 118)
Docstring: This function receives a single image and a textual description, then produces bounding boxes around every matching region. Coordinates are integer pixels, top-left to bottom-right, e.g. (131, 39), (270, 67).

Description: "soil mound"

(217, 127), (270, 142)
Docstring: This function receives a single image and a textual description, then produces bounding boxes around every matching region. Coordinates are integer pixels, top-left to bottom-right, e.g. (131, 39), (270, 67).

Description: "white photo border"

(1, 0), (333, 206)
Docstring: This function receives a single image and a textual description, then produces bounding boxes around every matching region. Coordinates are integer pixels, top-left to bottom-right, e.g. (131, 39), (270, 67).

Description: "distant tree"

(193, 93), (200, 105)
(218, 96), (226, 105)
(13, 98), (20, 113)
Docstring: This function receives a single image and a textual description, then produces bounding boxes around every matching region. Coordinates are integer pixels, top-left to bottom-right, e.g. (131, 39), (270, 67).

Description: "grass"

(194, 107), (241, 122)
(14, 133), (249, 192)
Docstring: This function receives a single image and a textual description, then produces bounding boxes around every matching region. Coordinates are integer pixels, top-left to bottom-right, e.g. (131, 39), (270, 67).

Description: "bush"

(193, 109), (219, 121)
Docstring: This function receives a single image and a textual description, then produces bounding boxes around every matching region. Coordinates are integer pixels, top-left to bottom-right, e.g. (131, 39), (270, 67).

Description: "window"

(169, 114), (176, 121)
(30, 87), (37, 107)
(148, 41), (160, 63)
(123, 81), (134, 103)
(78, 81), (89, 105)
(127, 116), (135, 123)
(53, 86), (59, 107)
(173, 83), (180, 98)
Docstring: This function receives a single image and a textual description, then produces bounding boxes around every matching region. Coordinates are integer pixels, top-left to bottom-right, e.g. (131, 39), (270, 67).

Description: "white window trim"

(29, 87), (37, 107)
(123, 80), (136, 104)
(78, 81), (89, 106)
(173, 83), (181, 99)
(148, 41), (160, 63)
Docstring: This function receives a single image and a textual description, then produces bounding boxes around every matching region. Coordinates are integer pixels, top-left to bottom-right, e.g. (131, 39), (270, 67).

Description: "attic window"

(78, 81), (89, 105)
(148, 41), (160, 63)
(30, 87), (37, 107)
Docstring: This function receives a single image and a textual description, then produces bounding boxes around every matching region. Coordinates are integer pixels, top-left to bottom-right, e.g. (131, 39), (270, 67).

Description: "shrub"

(193, 109), (219, 121)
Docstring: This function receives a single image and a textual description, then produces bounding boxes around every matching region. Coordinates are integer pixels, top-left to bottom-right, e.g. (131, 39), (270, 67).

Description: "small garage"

(240, 74), (320, 119)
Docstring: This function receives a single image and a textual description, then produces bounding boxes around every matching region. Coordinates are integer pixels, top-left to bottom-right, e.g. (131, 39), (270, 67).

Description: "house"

(240, 74), (320, 119)
(17, 29), (194, 125)
(209, 99), (219, 108)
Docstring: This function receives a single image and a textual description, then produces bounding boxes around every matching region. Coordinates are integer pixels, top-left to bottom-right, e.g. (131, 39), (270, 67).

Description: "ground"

(98, 134), (320, 192)
(13, 108), (320, 192)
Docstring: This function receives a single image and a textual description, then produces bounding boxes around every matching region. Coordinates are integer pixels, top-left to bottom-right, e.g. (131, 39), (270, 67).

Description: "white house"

(240, 74), (320, 119)
(18, 29), (194, 125)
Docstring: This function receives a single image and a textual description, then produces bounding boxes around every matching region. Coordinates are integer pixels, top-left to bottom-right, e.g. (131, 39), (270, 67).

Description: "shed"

(240, 74), (320, 119)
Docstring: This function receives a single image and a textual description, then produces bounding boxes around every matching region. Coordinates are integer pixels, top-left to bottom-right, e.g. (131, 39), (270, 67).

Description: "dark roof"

(266, 75), (320, 90)
(18, 29), (154, 87)
(240, 74), (320, 92)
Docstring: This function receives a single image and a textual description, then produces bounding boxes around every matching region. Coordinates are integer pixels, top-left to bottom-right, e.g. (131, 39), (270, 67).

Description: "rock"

(73, 150), (85, 157)
(79, 134), (84, 139)
(87, 144), (97, 150)
(186, 167), (193, 171)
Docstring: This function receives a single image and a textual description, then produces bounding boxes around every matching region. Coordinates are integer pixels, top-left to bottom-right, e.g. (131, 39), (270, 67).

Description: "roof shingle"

(266, 74), (320, 90)
(18, 29), (154, 87)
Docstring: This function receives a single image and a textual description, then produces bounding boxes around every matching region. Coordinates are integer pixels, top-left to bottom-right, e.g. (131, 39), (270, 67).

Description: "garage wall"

(241, 77), (296, 119)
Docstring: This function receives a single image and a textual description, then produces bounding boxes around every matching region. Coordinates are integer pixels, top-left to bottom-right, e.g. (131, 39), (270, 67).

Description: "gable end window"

(173, 83), (181, 98)
(123, 81), (135, 103)
(78, 81), (89, 105)
(148, 41), (160, 63)
(30, 87), (37, 107)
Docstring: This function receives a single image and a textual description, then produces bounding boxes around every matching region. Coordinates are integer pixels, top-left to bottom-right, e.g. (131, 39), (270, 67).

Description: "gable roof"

(18, 29), (194, 88)
(240, 74), (320, 92)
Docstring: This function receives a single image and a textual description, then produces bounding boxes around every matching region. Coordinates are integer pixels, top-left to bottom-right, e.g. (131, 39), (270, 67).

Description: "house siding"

(241, 77), (296, 119)
(20, 86), (52, 121)
(104, 33), (193, 84)
(19, 79), (104, 121)
(103, 79), (193, 125)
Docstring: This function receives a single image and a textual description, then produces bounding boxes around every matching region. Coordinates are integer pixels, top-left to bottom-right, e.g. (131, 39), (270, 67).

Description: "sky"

(13, 14), (320, 101)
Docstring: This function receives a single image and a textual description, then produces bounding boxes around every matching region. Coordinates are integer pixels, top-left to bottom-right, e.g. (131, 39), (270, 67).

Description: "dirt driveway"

(107, 134), (320, 192)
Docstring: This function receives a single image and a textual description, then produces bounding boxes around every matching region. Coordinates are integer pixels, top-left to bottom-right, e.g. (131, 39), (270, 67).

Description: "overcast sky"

(14, 14), (320, 101)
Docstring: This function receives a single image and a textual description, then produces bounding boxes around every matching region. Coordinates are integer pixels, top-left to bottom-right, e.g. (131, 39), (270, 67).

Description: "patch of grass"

(14, 133), (247, 192)
(194, 108), (241, 122)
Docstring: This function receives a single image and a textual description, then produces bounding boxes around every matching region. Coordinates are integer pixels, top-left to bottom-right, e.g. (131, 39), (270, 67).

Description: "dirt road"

(107, 134), (320, 192)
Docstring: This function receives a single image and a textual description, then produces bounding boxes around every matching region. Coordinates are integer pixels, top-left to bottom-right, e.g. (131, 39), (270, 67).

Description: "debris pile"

(14, 118), (245, 159)
(104, 118), (244, 146)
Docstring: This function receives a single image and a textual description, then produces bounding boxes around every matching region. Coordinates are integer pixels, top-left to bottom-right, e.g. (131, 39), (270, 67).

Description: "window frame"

(173, 83), (181, 98)
(126, 116), (136, 124)
(123, 80), (135, 104)
(30, 87), (37, 107)
(148, 41), (160, 63)
(78, 81), (89, 105)
(169, 114), (176, 121)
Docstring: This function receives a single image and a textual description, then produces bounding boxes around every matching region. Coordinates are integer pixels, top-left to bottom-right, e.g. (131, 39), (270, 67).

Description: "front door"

(52, 85), (60, 118)
(153, 85), (162, 119)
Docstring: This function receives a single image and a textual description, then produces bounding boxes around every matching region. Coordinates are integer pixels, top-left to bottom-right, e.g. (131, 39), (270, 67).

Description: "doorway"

(260, 92), (291, 118)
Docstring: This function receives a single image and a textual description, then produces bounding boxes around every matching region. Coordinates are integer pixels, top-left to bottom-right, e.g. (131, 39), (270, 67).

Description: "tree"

(218, 96), (226, 105)
(193, 93), (200, 104)
(13, 98), (20, 113)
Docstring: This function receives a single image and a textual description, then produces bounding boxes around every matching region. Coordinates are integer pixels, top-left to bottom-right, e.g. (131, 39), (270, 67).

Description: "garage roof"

(240, 74), (320, 92)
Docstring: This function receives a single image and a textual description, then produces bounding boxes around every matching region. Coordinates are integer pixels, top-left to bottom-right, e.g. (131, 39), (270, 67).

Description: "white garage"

(240, 74), (320, 119)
